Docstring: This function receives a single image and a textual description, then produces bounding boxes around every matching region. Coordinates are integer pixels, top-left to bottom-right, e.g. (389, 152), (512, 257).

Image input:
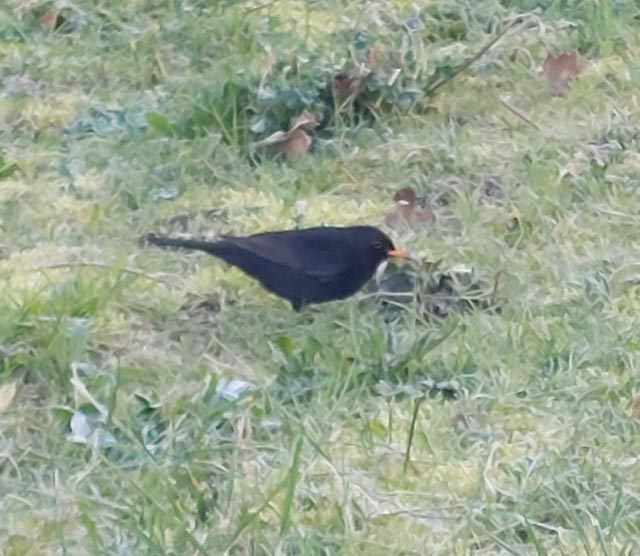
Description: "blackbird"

(144, 226), (409, 311)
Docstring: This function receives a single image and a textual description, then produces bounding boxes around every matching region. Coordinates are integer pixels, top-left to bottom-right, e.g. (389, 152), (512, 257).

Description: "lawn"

(2, 0), (640, 554)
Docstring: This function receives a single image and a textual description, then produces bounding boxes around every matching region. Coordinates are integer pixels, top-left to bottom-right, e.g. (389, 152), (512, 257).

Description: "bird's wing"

(221, 235), (302, 268)
(220, 233), (349, 280)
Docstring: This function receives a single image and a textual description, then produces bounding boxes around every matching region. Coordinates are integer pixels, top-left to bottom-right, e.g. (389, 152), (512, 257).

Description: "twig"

(498, 96), (542, 132)
(425, 18), (523, 96)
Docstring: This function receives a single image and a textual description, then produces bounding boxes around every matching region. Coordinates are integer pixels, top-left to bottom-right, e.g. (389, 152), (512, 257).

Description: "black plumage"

(144, 226), (409, 311)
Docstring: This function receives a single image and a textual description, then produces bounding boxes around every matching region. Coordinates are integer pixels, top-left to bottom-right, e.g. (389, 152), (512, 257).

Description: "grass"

(2, 0), (640, 554)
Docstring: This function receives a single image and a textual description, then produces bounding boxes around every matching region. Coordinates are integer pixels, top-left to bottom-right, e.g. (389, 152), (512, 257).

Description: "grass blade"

(280, 435), (304, 534)
(404, 395), (423, 473)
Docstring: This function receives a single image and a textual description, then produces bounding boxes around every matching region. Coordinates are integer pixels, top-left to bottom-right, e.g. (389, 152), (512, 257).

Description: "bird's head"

(361, 227), (411, 263)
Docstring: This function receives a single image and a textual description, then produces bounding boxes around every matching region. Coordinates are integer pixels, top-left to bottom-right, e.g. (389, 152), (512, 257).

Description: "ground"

(2, 0), (640, 554)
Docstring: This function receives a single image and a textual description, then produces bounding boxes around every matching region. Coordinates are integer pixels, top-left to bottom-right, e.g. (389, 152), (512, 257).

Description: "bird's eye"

(372, 240), (383, 250)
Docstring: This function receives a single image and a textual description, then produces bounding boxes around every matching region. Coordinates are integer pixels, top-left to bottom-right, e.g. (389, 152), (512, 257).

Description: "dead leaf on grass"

(251, 109), (317, 160)
(288, 110), (316, 132)
(40, 10), (63, 30)
(384, 187), (435, 228)
(334, 70), (370, 110)
(40, 9), (80, 32)
(335, 72), (360, 100)
(280, 128), (312, 159)
(541, 51), (582, 96)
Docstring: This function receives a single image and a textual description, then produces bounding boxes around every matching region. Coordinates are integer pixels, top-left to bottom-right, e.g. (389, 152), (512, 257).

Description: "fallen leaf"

(541, 51), (582, 96)
(251, 110), (316, 160)
(40, 7), (87, 32)
(40, 9), (73, 31)
(288, 109), (316, 132)
(251, 130), (289, 148)
(280, 128), (311, 159)
(334, 71), (369, 110)
(0, 382), (17, 412)
(335, 72), (360, 100)
(384, 187), (435, 228)
(40, 10), (61, 30)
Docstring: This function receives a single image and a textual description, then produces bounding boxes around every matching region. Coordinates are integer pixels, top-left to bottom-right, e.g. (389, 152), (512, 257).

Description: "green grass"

(2, 0), (640, 554)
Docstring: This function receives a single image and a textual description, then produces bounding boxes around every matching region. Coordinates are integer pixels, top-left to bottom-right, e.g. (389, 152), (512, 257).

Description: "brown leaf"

(40, 9), (68, 31)
(251, 110), (316, 159)
(40, 10), (60, 29)
(279, 128), (312, 160)
(288, 109), (317, 133)
(335, 73), (360, 101)
(384, 187), (435, 228)
(541, 51), (582, 96)
(334, 72), (368, 110)
(251, 130), (289, 149)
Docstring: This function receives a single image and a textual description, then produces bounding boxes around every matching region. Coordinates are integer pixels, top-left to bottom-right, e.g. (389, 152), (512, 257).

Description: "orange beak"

(387, 248), (411, 260)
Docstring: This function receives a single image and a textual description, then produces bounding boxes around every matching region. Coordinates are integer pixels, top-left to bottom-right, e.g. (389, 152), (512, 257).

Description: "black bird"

(143, 226), (409, 311)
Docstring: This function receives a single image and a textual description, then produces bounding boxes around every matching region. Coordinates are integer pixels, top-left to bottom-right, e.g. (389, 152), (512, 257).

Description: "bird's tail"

(142, 233), (223, 256)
